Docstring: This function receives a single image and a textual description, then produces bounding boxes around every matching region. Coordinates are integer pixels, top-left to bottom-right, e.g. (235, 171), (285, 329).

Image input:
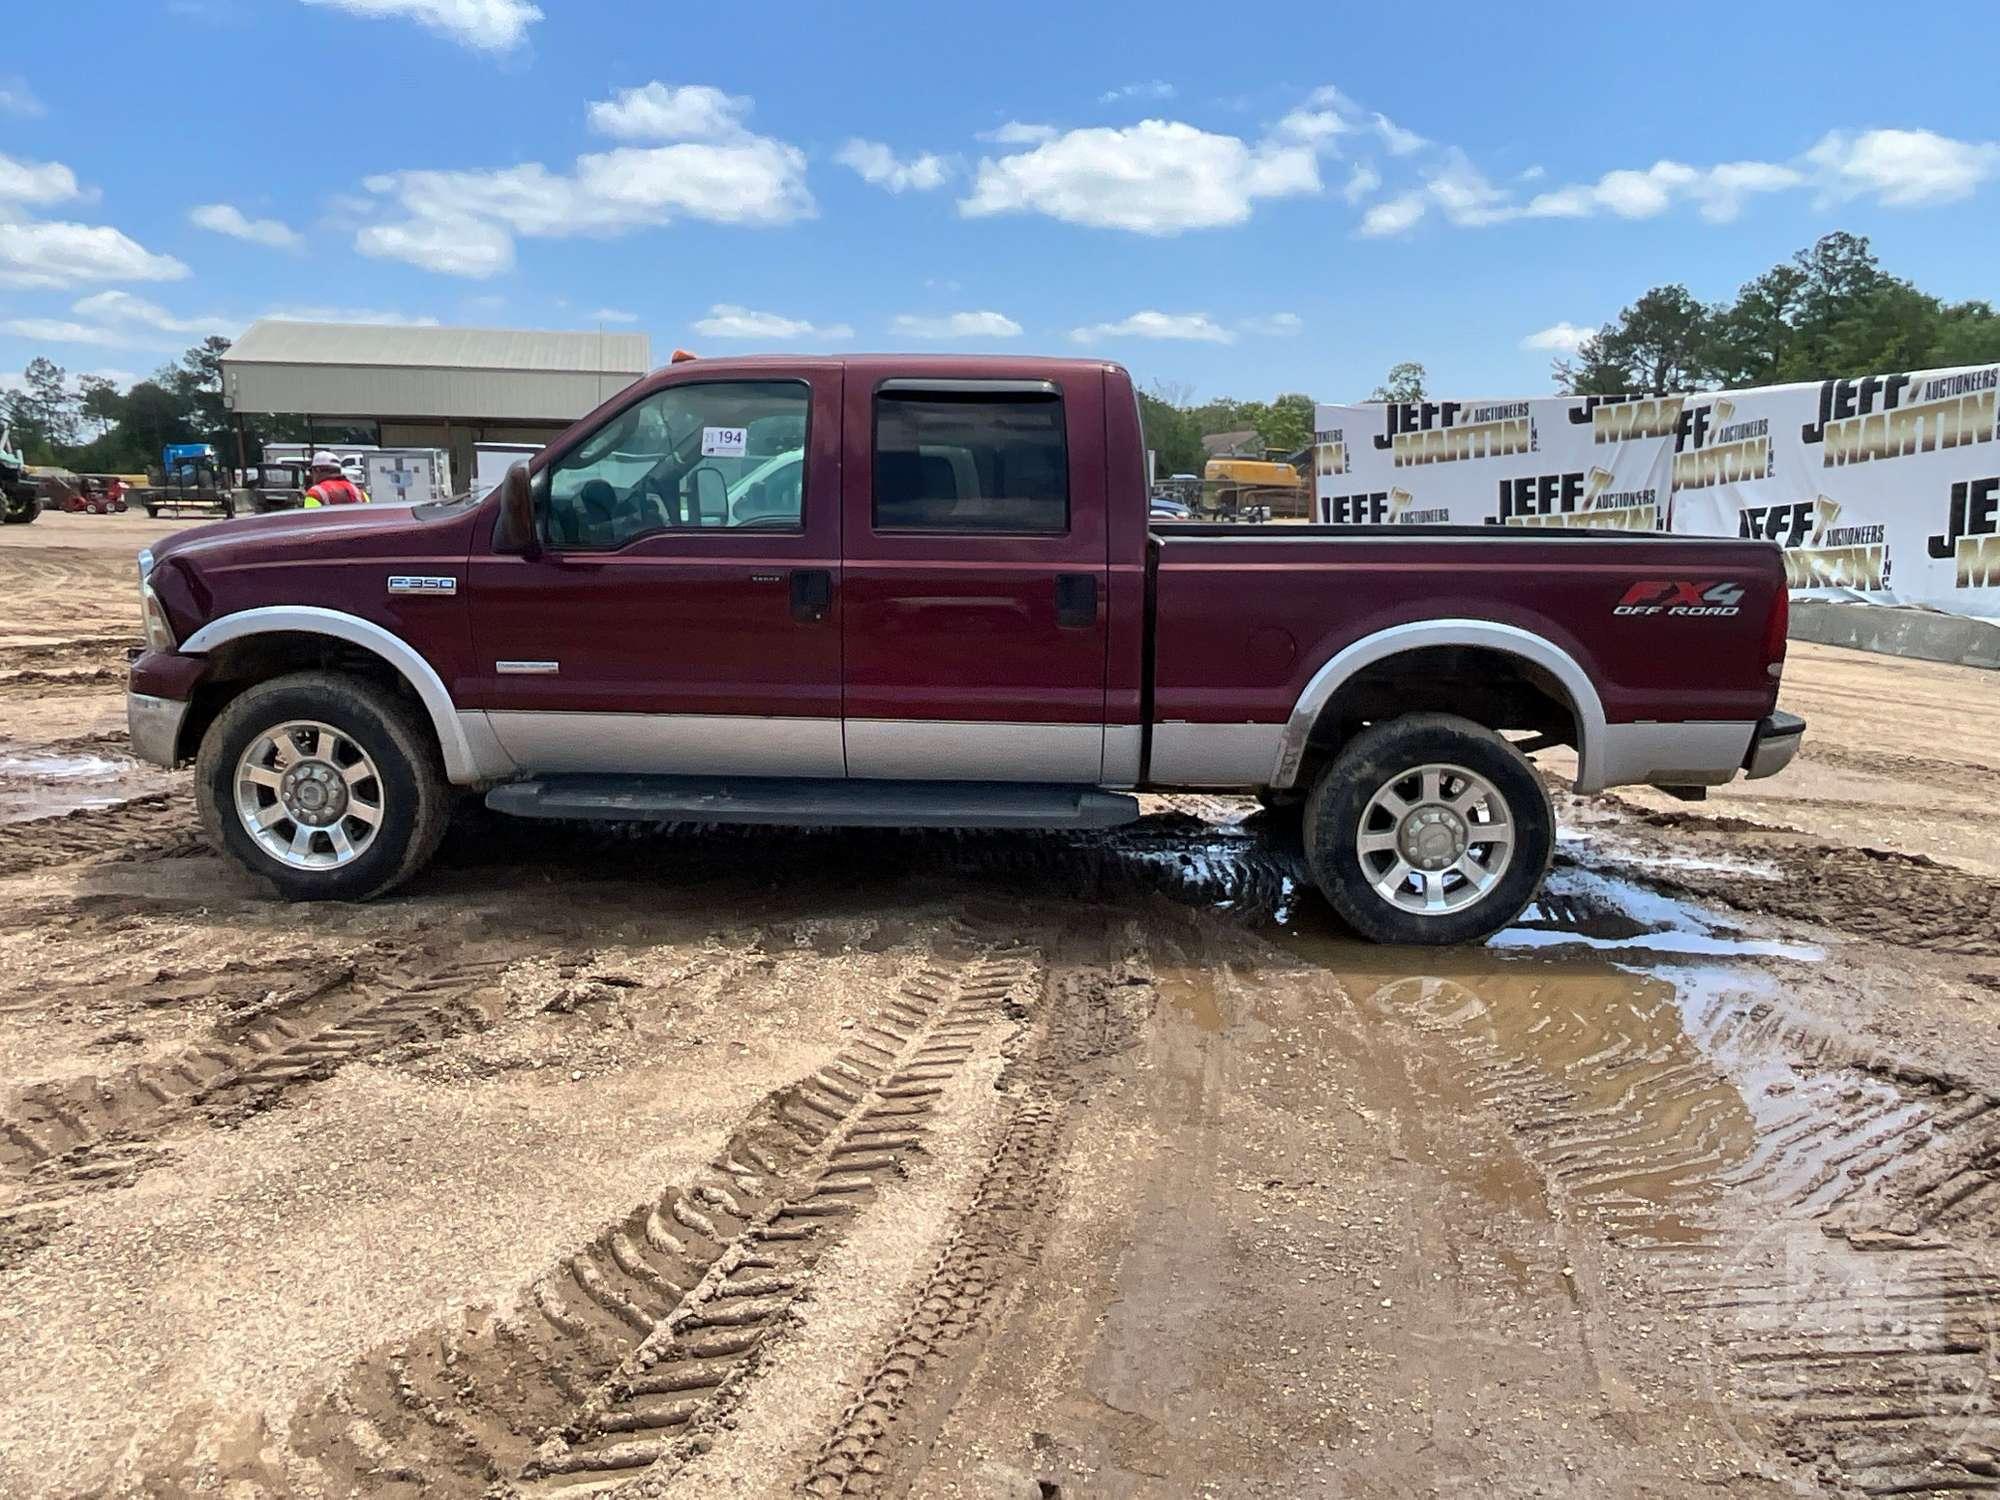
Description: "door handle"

(790, 568), (833, 623)
(1055, 573), (1098, 629)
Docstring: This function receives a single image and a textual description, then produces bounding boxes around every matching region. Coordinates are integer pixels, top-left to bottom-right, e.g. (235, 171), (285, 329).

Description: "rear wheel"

(2, 495), (40, 525)
(196, 672), (450, 901)
(1303, 712), (1552, 946)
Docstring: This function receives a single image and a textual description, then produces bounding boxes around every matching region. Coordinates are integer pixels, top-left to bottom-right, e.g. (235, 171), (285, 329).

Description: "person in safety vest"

(302, 451), (369, 507)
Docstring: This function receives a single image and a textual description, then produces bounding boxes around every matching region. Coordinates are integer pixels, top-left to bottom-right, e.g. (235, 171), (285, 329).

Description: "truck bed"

(1142, 523), (1789, 789)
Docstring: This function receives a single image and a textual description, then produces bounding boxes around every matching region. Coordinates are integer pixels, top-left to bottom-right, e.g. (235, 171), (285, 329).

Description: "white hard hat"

(312, 450), (342, 469)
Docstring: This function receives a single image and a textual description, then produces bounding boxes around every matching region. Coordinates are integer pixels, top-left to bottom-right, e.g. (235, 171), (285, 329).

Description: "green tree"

(1369, 362), (1427, 402)
(1556, 286), (1716, 396)
(1137, 384), (1205, 476)
(1254, 392), (1315, 454)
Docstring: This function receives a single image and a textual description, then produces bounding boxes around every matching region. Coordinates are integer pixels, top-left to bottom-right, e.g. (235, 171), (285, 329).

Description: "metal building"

(220, 321), (652, 487)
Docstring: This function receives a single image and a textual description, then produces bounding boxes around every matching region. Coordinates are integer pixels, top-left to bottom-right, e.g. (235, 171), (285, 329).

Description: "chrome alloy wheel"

(233, 720), (385, 869)
(1354, 761), (1516, 917)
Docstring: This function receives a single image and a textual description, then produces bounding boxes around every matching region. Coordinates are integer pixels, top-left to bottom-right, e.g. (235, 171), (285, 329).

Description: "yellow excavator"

(1200, 458), (1309, 523)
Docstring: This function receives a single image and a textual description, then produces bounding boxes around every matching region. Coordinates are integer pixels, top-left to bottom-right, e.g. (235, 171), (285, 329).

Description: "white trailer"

(474, 442), (541, 498)
(364, 448), (451, 507)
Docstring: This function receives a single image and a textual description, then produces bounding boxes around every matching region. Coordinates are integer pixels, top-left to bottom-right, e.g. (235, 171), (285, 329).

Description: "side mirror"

(692, 465), (727, 526)
(494, 462), (540, 556)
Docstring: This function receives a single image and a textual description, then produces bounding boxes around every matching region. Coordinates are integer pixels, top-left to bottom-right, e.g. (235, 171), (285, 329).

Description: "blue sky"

(2, 0), (1996, 404)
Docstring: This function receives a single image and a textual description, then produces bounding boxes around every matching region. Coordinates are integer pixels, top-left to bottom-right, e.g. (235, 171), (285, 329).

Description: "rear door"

(462, 367), (845, 775)
(839, 371), (1109, 781)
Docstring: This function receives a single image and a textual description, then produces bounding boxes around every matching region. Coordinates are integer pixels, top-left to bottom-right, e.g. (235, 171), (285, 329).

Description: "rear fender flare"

(1273, 618), (1609, 791)
(179, 606), (480, 783)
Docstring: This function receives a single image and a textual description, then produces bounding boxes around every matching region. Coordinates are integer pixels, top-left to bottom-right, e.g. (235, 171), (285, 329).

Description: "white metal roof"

(221, 320), (652, 423)
(225, 320), (649, 373)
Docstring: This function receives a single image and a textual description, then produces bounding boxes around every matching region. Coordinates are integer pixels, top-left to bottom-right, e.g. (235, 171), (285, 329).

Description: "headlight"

(137, 556), (177, 651)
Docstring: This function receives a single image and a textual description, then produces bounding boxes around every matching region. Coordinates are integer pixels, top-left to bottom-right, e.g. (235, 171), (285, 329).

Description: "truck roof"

(641, 352), (1128, 382)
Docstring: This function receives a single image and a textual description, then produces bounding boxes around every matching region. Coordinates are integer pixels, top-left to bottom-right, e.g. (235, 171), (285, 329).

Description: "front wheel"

(1303, 713), (1553, 946)
(195, 672), (451, 901)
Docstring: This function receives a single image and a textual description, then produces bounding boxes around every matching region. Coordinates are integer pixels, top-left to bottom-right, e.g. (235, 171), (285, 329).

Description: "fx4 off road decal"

(1614, 581), (1745, 618)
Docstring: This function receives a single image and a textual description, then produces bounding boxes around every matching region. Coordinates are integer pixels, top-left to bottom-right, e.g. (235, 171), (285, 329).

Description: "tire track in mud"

(284, 923), (1041, 1498)
(1362, 938), (2000, 1494)
(0, 792), (202, 879)
(0, 953), (510, 1193)
(797, 960), (1154, 1499)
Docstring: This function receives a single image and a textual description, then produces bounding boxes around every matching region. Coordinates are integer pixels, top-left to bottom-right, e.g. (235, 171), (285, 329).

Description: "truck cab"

(127, 353), (1803, 945)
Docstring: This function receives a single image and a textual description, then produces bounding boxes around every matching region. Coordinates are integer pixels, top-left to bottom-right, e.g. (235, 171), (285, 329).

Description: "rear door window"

(872, 391), (1068, 534)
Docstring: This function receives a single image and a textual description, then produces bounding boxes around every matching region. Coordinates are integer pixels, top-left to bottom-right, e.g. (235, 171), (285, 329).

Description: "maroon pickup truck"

(126, 354), (1803, 944)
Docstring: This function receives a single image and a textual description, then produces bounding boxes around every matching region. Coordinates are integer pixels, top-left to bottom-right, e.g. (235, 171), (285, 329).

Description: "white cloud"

(587, 307), (639, 323)
(890, 310), (1023, 340)
(1373, 112), (1425, 156)
(1342, 163), (1381, 203)
(259, 305), (440, 326)
(1521, 321), (1594, 354)
(692, 304), (853, 342)
(1363, 149), (1809, 235)
(357, 212), (516, 277)
(0, 291), (437, 354)
(189, 202), (305, 250)
(1276, 86), (1422, 159)
(0, 79), (42, 118)
(1806, 127), (1999, 206)
(1358, 190), (1427, 237)
(0, 152), (86, 206)
(297, 0), (540, 51)
(73, 290), (234, 336)
(962, 120), (1319, 234)
(1523, 159), (1803, 224)
(0, 221), (188, 289)
(357, 112), (813, 277)
(0, 317), (163, 350)
(977, 122), (1058, 146)
(836, 140), (951, 194)
(1241, 312), (1303, 338)
(1068, 310), (1236, 345)
(586, 82), (750, 142)
(0, 291), (230, 351)
(1100, 80), (1175, 104)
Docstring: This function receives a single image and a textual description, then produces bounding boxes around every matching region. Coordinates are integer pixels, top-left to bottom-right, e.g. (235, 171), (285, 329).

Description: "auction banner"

(1313, 361), (2000, 619)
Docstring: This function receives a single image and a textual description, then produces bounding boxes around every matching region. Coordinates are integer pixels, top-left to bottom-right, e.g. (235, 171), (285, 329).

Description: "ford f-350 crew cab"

(126, 354), (1804, 944)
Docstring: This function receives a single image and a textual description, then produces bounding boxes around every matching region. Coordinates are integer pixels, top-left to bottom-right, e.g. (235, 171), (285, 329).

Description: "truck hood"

(152, 502), (430, 566)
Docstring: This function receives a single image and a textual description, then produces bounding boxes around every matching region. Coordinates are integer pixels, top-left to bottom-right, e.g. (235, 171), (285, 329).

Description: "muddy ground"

(6, 510), (2000, 1498)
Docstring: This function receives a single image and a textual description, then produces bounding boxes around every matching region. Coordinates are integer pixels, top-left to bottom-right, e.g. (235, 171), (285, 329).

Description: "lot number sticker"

(701, 426), (747, 458)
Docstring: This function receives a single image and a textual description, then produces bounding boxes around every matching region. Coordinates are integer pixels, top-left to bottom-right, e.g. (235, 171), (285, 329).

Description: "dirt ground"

(7, 509), (2000, 1498)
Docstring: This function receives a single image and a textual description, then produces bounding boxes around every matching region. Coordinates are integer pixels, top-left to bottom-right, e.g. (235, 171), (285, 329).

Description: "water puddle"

(0, 745), (180, 825)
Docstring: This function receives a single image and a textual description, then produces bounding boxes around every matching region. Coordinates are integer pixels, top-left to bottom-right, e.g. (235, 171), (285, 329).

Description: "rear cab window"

(872, 390), (1068, 534)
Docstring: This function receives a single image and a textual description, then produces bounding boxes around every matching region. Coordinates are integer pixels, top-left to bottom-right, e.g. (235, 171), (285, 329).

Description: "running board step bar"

(484, 776), (1142, 830)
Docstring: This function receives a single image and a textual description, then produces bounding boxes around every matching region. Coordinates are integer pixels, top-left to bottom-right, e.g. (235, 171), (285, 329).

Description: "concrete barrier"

(1789, 599), (2000, 672)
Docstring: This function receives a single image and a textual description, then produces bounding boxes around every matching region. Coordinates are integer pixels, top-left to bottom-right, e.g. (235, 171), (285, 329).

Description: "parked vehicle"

(138, 446), (236, 520)
(0, 426), (38, 525)
(126, 354), (1805, 943)
(1200, 457), (1307, 522)
(67, 475), (131, 514)
(239, 461), (311, 514)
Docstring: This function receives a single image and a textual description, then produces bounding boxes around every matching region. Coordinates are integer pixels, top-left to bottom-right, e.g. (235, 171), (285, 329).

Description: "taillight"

(1763, 584), (1789, 680)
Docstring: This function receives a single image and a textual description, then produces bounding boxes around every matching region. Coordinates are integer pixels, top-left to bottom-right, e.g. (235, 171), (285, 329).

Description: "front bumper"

(128, 691), (191, 769)
(1742, 710), (1806, 780)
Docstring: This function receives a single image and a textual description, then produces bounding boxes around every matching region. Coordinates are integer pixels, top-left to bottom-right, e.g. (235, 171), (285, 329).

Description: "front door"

(839, 369), (1110, 781)
(463, 367), (845, 776)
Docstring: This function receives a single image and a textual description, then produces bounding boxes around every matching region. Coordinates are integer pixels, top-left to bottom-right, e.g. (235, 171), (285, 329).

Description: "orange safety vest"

(303, 477), (367, 507)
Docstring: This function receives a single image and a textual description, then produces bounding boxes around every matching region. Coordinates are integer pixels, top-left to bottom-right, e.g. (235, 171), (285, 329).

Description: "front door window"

(544, 380), (810, 548)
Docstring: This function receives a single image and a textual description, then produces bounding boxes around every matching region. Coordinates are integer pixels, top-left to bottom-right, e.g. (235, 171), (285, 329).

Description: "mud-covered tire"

(1, 495), (39, 524)
(196, 672), (451, 902)
(1303, 712), (1553, 946)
